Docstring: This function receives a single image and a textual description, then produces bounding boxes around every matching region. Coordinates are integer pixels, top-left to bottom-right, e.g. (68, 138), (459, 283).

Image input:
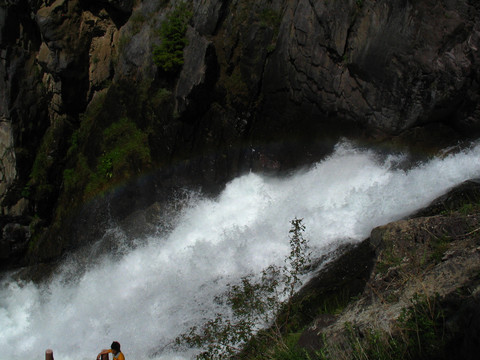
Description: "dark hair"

(111, 341), (121, 352)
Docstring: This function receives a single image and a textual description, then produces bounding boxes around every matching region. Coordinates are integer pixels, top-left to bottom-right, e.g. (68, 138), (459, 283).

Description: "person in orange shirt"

(97, 341), (125, 360)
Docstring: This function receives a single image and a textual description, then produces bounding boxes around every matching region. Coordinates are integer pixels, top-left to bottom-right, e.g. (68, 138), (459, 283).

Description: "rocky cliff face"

(0, 0), (133, 267)
(1, 0), (480, 267)
(261, 0), (480, 145)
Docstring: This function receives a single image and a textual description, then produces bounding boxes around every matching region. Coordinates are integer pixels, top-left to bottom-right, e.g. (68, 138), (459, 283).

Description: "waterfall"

(1, 141), (480, 360)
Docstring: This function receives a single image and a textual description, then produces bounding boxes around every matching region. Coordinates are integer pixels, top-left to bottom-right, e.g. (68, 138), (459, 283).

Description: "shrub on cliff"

(175, 218), (311, 359)
(85, 117), (151, 196)
(153, 2), (193, 73)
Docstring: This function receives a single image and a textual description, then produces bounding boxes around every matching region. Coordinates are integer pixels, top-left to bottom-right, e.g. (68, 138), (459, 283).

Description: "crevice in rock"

(80, 0), (132, 29)
(210, 0), (232, 36)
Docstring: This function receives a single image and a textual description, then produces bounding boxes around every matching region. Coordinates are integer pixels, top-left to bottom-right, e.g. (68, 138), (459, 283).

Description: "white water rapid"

(2, 141), (480, 360)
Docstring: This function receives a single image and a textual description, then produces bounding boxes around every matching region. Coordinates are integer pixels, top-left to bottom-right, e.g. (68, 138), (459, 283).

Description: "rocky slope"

(291, 179), (480, 360)
(1, 0), (480, 268)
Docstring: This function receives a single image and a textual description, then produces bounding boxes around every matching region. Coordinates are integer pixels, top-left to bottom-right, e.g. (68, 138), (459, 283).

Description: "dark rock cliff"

(1, 0), (480, 267)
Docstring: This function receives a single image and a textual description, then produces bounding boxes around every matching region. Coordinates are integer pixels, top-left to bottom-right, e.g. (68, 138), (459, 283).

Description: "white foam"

(1, 141), (480, 360)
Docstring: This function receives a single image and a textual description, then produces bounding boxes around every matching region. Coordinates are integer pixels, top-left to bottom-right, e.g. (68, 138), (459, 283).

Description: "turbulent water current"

(2, 141), (480, 360)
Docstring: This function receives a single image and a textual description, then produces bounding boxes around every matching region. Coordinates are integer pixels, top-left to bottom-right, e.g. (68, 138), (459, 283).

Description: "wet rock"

(87, 16), (116, 96)
(293, 240), (376, 337)
(105, 0), (133, 14)
(442, 289), (480, 360)
(35, 0), (69, 44)
(411, 178), (480, 218)
(193, 0), (225, 36)
(0, 2), (49, 217)
(0, 119), (17, 214)
(175, 27), (218, 117)
(0, 221), (31, 269)
(260, 0), (480, 145)
(113, 9), (156, 82)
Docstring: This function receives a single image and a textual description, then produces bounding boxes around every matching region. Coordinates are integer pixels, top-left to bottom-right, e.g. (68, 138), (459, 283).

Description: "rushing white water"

(2, 141), (480, 360)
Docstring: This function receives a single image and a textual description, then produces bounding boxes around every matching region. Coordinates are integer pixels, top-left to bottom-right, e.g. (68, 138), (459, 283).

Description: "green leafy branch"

(175, 218), (311, 359)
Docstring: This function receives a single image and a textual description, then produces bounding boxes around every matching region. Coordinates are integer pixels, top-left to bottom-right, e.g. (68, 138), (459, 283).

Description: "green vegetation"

(57, 76), (176, 208)
(117, 32), (130, 57)
(376, 245), (403, 275)
(429, 235), (450, 263)
(28, 127), (56, 201)
(25, 77), (176, 259)
(312, 293), (447, 360)
(316, 289), (356, 316)
(62, 154), (90, 198)
(76, 91), (107, 148)
(174, 212), (450, 360)
(253, 333), (311, 360)
(151, 88), (173, 107)
(397, 293), (445, 359)
(224, 68), (249, 106)
(458, 202), (480, 215)
(176, 218), (311, 359)
(259, 8), (282, 31)
(153, 2), (193, 73)
(62, 116), (151, 200)
(258, 7), (282, 54)
(61, 92), (106, 194)
(340, 323), (400, 360)
(25, 117), (72, 215)
(60, 74), (175, 196)
(85, 117), (151, 195)
(20, 184), (31, 198)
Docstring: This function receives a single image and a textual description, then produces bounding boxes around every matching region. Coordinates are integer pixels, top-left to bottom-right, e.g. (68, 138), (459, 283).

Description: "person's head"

(111, 341), (121, 354)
